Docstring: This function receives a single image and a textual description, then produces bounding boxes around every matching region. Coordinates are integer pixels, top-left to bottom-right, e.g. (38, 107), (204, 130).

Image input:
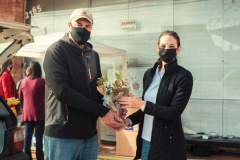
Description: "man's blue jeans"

(44, 134), (98, 160)
(141, 139), (150, 160)
(24, 121), (44, 160)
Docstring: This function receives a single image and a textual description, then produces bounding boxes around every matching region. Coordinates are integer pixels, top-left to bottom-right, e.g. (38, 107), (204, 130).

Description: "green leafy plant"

(97, 68), (129, 96)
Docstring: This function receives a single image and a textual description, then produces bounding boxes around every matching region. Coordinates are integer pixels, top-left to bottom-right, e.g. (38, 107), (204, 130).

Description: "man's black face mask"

(158, 48), (177, 63)
(70, 24), (91, 45)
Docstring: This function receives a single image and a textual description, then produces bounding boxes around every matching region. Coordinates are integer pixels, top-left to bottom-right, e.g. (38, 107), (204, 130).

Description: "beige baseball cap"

(70, 9), (93, 24)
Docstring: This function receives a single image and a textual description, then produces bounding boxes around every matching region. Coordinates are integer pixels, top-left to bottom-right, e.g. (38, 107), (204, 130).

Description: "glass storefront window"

(25, 0), (240, 138)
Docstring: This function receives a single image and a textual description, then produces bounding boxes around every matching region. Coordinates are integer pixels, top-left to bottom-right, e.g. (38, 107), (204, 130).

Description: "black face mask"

(70, 24), (91, 45)
(159, 48), (177, 63)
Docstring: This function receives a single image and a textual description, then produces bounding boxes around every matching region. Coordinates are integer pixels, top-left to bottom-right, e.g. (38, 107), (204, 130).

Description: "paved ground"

(97, 144), (240, 160)
(31, 144), (240, 160)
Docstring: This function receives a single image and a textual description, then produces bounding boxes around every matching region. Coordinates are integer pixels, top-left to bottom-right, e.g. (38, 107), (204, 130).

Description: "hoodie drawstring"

(82, 51), (92, 80)
(88, 62), (92, 79)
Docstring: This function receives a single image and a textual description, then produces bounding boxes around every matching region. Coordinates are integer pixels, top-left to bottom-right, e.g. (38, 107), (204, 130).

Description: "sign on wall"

(120, 20), (136, 30)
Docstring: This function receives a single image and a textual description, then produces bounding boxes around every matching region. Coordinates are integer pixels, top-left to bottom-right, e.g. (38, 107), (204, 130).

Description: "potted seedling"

(97, 69), (129, 125)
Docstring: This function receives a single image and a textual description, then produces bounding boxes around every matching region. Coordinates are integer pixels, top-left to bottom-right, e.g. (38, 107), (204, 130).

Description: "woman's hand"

(118, 93), (145, 108)
(121, 108), (128, 119)
(115, 118), (131, 131)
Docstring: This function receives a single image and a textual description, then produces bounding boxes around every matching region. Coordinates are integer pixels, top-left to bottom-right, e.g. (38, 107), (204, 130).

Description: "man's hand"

(121, 108), (128, 119)
(101, 110), (123, 131)
(115, 118), (131, 132)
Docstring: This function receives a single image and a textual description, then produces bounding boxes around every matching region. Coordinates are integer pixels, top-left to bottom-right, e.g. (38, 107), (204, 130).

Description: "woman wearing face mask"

(0, 60), (17, 109)
(118, 30), (193, 160)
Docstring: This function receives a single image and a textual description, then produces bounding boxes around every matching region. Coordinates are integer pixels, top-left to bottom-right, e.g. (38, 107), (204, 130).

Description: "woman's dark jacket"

(128, 59), (193, 160)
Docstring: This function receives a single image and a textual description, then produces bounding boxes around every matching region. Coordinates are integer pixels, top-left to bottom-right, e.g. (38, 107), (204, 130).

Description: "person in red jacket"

(0, 60), (15, 108)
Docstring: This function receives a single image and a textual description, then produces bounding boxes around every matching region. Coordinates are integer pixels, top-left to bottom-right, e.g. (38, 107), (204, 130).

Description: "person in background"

(118, 30), (193, 160)
(43, 8), (122, 160)
(16, 66), (29, 113)
(19, 61), (45, 160)
(16, 66), (29, 92)
(0, 60), (17, 109)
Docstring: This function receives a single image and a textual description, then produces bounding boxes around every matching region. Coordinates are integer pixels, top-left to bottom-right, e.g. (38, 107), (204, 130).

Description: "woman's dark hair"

(0, 60), (13, 73)
(157, 30), (181, 70)
(27, 61), (42, 79)
(23, 66), (28, 76)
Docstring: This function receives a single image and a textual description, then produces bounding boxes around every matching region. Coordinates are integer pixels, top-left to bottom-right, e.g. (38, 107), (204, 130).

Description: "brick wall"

(0, 0), (25, 83)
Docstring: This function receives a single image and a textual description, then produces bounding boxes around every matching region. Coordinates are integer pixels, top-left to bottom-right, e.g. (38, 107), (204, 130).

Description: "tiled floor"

(31, 143), (240, 160)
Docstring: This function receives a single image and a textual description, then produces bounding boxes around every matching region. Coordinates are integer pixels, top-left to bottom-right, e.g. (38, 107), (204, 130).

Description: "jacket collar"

(151, 59), (178, 77)
(164, 59), (178, 71)
(3, 70), (11, 74)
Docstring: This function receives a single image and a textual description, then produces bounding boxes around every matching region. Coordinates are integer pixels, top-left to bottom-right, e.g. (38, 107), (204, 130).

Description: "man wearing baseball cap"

(43, 9), (123, 160)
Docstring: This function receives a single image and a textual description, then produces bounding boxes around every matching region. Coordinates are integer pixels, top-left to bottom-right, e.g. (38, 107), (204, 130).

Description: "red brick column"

(0, 0), (25, 83)
(12, 57), (23, 83)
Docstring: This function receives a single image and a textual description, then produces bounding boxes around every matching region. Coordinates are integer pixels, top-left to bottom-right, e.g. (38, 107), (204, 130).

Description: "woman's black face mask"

(70, 24), (91, 45)
(158, 48), (177, 63)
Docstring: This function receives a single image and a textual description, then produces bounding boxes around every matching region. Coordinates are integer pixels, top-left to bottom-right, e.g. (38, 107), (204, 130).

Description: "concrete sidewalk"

(97, 143), (240, 160)
(31, 144), (240, 160)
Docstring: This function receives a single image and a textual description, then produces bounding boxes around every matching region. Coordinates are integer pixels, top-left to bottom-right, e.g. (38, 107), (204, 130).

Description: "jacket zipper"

(156, 71), (174, 140)
(64, 104), (68, 124)
(170, 121), (173, 140)
(81, 51), (92, 139)
(88, 62), (92, 79)
(82, 51), (92, 80)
